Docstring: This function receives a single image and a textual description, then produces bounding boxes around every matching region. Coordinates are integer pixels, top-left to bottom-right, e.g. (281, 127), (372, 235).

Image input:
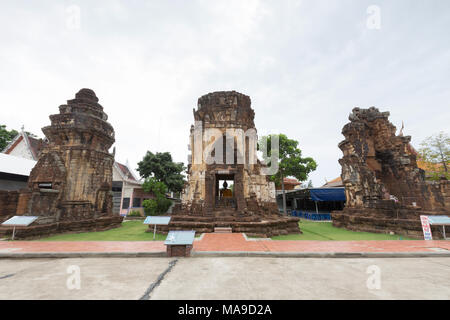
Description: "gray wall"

(0, 179), (27, 191)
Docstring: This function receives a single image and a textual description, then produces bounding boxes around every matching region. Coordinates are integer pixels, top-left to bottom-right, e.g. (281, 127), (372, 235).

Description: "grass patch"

(40, 220), (168, 241)
(272, 220), (416, 241)
(38, 219), (415, 241)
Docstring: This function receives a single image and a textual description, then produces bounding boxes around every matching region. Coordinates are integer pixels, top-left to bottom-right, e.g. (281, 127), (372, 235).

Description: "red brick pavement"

(0, 233), (449, 254)
(193, 233), (450, 253)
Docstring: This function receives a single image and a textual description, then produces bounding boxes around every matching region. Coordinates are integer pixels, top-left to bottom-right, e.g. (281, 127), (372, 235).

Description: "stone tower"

(160, 91), (300, 237)
(13, 89), (123, 237)
(184, 91), (275, 213)
(332, 107), (449, 238)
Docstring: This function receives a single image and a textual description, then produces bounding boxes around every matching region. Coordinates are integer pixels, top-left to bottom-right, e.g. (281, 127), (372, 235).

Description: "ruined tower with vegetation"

(332, 107), (449, 238)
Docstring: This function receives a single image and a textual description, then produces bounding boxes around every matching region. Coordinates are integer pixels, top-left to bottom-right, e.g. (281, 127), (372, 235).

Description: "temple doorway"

(215, 173), (236, 209)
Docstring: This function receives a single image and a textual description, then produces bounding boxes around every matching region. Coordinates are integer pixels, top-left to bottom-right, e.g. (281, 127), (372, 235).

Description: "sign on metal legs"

(1, 216), (38, 240)
(428, 215), (450, 240)
(143, 216), (171, 240)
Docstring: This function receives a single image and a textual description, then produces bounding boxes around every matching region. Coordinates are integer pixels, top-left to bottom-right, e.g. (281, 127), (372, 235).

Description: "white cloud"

(0, 0), (449, 186)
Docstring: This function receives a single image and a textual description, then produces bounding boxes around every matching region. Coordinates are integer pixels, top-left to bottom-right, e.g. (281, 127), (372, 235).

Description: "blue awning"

(310, 188), (346, 202)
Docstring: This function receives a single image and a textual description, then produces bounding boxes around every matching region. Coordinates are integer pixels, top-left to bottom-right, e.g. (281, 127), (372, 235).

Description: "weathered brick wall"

(0, 190), (19, 223)
(167, 245), (192, 257)
(16, 190), (32, 214)
(332, 209), (448, 239)
(335, 107), (449, 237)
(158, 216), (300, 238)
(0, 215), (123, 239)
(339, 107), (449, 211)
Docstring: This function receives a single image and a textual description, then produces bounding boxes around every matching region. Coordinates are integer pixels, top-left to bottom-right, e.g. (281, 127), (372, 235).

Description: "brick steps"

(156, 216), (301, 238)
(214, 227), (232, 233)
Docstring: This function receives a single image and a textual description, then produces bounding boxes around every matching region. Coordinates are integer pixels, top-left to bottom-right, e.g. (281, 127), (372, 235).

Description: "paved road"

(0, 257), (449, 299)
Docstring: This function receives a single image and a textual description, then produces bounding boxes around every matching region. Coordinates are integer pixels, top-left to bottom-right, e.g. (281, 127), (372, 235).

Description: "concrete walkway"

(1, 233), (449, 257)
(0, 257), (449, 299)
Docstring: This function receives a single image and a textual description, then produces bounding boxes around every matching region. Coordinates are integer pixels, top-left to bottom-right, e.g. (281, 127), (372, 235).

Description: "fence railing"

(290, 210), (332, 221)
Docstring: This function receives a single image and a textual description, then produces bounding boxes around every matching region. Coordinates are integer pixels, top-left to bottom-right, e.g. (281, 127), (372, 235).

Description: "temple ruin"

(158, 91), (300, 237)
(332, 107), (449, 238)
(0, 89), (123, 238)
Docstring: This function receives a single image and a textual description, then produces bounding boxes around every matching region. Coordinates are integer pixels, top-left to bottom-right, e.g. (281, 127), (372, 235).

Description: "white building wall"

(122, 183), (134, 198)
(7, 139), (34, 160)
(112, 166), (122, 181)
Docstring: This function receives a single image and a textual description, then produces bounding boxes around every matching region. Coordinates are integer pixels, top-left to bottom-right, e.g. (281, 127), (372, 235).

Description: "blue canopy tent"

(279, 187), (346, 221)
(309, 188), (346, 202)
(308, 188), (346, 219)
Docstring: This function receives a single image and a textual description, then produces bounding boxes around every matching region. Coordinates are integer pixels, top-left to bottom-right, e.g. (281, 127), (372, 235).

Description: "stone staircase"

(214, 227), (233, 233)
(215, 197), (236, 209)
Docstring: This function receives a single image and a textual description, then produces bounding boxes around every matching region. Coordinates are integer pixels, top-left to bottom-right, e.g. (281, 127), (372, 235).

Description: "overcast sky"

(1, 0), (449, 186)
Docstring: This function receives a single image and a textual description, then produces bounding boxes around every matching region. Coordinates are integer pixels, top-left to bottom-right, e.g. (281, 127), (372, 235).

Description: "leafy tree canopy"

(0, 125), (38, 151)
(142, 177), (167, 195)
(258, 133), (317, 186)
(0, 125), (18, 151)
(142, 195), (172, 216)
(418, 131), (450, 180)
(137, 151), (185, 193)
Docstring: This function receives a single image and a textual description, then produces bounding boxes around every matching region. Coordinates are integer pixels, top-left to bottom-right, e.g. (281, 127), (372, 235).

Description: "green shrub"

(143, 196), (172, 216)
(143, 199), (157, 216)
(141, 177), (173, 216)
(143, 177), (167, 195)
(156, 195), (172, 214)
(127, 210), (142, 217)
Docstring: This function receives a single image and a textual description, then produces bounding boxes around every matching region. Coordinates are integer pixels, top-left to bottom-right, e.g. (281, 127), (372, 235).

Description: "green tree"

(142, 195), (172, 216)
(259, 134), (317, 215)
(0, 125), (18, 150)
(418, 131), (450, 180)
(137, 151), (185, 192)
(142, 177), (167, 195)
(142, 199), (158, 216)
(142, 177), (172, 216)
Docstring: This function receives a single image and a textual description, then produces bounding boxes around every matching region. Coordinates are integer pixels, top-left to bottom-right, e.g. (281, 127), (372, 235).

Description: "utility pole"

(281, 172), (287, 215)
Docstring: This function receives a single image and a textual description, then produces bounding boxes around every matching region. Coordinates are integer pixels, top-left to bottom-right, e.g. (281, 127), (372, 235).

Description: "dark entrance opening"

(215, 173), (236, 209)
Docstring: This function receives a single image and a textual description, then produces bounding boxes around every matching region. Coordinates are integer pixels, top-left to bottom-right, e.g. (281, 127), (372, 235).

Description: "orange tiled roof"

(283, 178), (300, 185)
(322, 176), (344, 188)
(417, 158), (443, 173)
(327, 177), (342, 184)
(116, 162), (137, 181)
